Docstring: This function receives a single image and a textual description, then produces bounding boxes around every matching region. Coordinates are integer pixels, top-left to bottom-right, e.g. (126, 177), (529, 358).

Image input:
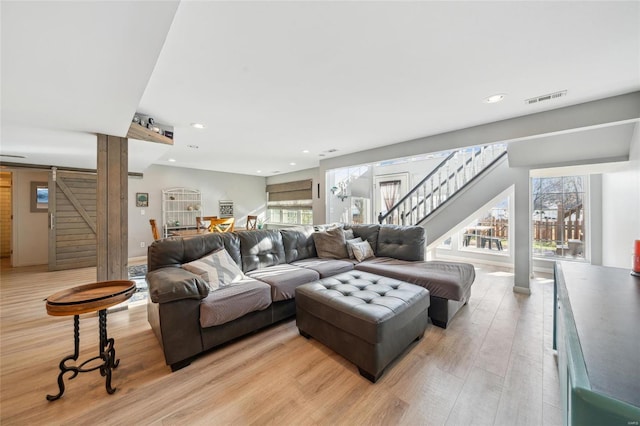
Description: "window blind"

(266, 179), (312, 202)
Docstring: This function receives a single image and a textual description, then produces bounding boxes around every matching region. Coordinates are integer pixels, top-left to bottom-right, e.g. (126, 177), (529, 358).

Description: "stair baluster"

(377, 144), (507, 226)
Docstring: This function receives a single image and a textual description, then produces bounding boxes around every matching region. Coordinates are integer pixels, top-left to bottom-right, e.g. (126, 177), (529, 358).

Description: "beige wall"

(602, 123), (640, 268)
(128, 165), (267, 257)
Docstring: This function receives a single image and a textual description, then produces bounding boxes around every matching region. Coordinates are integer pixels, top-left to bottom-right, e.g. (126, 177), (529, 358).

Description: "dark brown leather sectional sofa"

(146, 224), (475, 371)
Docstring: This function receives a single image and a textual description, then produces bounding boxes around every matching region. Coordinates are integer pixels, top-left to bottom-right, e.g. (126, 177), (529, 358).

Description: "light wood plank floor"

(0, 261), (562, 425)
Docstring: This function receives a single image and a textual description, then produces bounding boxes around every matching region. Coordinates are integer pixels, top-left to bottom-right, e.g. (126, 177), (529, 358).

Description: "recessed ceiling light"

(190, 123), (206, 129)
(484, 94), (506, 104)
(289, 162), (296, 166)
(168, 158), (176, 162)
(302, 150), (309, 154)
(256, 170), (262, 173)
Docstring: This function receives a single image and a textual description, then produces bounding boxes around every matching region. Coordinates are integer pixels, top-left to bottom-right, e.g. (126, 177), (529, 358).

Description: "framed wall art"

(136, 192), (149, 207)
(30, 181), (48, 213)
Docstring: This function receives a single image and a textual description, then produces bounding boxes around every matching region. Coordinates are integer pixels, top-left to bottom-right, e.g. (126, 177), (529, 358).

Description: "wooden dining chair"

(208, 217), (235, 233)
(246, 215), (257, 230)
(196, 216), (218, 230)
(149, 219), (161, 240)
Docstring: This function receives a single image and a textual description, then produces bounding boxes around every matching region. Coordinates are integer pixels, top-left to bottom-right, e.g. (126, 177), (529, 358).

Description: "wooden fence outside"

(532, 204), (584, 245)
(477, 204), (583, 246)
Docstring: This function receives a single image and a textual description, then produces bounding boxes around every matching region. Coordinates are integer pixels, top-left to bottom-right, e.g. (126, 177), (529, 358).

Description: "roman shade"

(266, 179), (312, 202)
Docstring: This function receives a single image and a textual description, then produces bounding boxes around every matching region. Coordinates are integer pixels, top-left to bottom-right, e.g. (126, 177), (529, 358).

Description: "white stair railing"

(378, 144), (507, 226)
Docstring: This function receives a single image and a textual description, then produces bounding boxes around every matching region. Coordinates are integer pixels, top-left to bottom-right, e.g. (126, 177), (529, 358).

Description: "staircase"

(378, 144), (508, 227)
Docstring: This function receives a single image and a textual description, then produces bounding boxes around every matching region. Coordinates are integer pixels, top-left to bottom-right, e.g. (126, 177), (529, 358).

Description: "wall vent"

(525, 90), (567, 105)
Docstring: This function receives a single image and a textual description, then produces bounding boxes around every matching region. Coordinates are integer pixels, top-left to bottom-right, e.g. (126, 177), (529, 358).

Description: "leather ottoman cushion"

(295, 270), (430, 345)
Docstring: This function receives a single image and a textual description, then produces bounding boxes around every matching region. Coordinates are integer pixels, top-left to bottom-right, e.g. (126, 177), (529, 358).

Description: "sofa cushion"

(343, 229), (355, 240)
(200, 279), (271, 327)
(291, 258), (354, 278)
(238, 229), (286, 272)
(313, 227), (348, 259)
(376, 225), (425, 261)
(184, 232), (242, 265)
(345, 224), (380, 254)
(148, 232), (242, 272)
(181, 248), (246, 291)
(246, 264), (320, 302)
(281, 226), (317, 263)
(350, 240), (375, 262)
(355, 257), (475, 301)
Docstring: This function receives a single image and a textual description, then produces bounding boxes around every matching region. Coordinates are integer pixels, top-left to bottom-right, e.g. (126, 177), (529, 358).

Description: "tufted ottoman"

(295, 270), (430, 382)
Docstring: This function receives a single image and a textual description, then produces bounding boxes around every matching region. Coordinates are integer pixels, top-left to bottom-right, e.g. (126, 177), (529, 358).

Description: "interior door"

(373, 172), (409, 222)
(48, 170), (97, 271)
(0, 172), (12, 260)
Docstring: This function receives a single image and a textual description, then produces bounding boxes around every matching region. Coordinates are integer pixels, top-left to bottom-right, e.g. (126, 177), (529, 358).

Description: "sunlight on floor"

(487, 271), (515, 277)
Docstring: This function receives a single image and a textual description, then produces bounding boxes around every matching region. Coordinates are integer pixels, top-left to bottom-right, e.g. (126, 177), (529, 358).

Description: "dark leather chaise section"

(355, 258), (475, 301)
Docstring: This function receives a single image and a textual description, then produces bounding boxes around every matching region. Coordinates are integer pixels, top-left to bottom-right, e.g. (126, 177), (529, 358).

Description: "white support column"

(512, 167), (532, 293)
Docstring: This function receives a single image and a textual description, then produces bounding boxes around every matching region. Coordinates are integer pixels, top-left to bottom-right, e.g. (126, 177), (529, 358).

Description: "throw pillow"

(346, 237), (363, 259)
(313, 227), (348, 259)
(343, 229), (355, 240)
(182, 248), (246, 291)
(351, 240), (375, 262)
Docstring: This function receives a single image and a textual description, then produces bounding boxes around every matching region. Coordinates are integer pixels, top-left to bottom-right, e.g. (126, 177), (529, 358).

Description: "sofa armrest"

(147, 267), (209, 304)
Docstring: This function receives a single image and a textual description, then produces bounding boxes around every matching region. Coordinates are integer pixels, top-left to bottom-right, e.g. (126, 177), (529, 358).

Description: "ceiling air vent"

(525, 90), (567, 105)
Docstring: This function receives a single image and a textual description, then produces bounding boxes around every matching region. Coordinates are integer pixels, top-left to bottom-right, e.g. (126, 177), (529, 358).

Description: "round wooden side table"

(45, 280), (136, 401)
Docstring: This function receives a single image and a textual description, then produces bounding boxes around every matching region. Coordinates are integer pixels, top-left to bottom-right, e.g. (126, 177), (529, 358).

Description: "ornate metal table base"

(47, 310), (120, 401)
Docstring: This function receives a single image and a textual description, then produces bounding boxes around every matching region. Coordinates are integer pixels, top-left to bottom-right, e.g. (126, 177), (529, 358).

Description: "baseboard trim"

(513, 285), (532, 295)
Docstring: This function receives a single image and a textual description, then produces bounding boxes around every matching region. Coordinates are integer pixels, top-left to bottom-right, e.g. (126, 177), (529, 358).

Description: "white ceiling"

(2, 1), (639, 176)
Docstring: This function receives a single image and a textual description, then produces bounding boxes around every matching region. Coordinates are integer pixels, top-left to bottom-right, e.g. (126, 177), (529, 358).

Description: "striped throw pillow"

(182, 248), (246, 291)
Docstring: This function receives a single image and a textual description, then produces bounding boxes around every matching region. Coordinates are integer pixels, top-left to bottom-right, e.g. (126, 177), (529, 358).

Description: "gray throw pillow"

(343, 229), (355, 240)
(313, 227), (349, 259)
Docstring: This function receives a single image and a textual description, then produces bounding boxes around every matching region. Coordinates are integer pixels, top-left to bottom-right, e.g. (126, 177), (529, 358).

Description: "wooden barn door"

(48, 170), (97, 271)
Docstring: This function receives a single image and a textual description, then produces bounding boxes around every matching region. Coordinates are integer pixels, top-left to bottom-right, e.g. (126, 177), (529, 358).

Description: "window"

(532, 176), (586, 259)
(266, 179), (313, 226)
(460, 196), (509, 252)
